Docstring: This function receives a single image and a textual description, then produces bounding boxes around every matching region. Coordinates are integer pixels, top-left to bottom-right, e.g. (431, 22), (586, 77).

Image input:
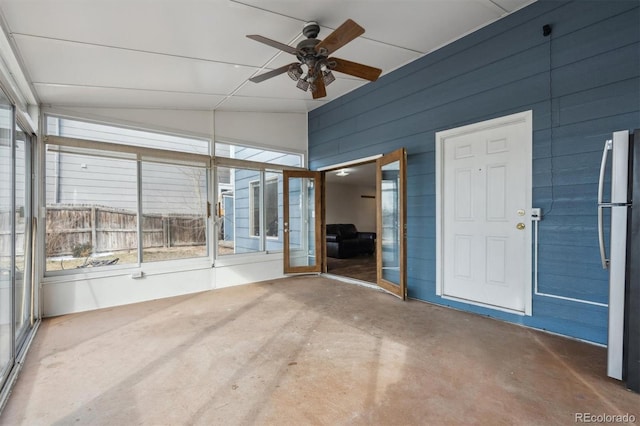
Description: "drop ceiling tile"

(0, 0), (305, 67)
(34, 83), (227, 110)
(15, 35), (255, 95)
(319, 35), (421, 77)
(236, 0), (516, 53)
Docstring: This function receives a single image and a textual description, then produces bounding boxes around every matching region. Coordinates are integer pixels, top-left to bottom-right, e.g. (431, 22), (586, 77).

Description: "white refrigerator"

(598, 130), (631, 380)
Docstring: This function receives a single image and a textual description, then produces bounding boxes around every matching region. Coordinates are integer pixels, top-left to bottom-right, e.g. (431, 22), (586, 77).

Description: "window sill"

(43, 257), (213, 284)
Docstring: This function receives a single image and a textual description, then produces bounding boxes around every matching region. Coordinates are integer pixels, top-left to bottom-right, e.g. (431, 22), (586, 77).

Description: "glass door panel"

(376, 148), (407, 299)
(283, 171), (322, 273)
(0, 97), (13, 381)
(14, 127), (32, 348)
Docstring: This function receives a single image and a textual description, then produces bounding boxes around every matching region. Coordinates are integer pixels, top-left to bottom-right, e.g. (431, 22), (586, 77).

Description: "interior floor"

(326, 254), (376, 283)
(2, 276), (638, 425)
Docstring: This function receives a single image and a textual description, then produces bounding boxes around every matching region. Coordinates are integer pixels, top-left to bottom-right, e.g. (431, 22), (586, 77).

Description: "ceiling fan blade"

(312, 77), (327, 99)
(249, 63), (297, 83)
(246, 35), (298, 55)
(315, 19), (364, 56)
(330, 57), (382, 81)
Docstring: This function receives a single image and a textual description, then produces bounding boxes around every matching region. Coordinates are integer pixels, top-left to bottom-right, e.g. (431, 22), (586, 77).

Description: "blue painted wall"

(308, 0), (640, 344)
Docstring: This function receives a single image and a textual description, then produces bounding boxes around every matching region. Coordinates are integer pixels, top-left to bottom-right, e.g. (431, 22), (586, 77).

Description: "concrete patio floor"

(1, 275), (638, 425)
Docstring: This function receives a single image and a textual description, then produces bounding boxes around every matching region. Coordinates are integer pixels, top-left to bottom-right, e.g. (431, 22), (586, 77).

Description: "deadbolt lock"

(517, 209), (525, 216)
(516, 223), (526, 230)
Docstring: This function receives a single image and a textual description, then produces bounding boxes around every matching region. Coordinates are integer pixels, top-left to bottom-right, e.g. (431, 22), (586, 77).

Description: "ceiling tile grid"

(0, 0), (535, 112)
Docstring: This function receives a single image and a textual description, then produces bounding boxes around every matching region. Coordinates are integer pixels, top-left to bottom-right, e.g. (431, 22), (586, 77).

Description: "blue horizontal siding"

(309, 0), (640, 344)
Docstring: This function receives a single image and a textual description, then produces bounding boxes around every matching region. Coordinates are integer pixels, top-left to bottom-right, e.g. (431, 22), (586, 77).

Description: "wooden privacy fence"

(46, 205), (206, 257)
(0, 211), (26, 261)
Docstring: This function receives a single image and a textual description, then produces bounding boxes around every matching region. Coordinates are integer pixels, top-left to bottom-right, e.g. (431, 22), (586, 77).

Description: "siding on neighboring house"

(231, 146), (301, 253)
(45, 118), (208, 215)
(308, 0), (640, 344)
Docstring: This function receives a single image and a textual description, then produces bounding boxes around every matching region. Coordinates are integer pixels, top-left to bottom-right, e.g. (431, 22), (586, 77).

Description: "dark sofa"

(326, 224), (376, 259)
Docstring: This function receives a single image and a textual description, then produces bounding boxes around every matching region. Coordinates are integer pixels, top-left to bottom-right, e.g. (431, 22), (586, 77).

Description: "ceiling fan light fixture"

(247, 19), (379, 99)
(296, 78), (310, 92)
(323, 70), (336, 86)
(287, 64), (303, 81)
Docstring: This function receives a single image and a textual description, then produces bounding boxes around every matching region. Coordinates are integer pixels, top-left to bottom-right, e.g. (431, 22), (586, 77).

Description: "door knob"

(516, 223), (525, 230)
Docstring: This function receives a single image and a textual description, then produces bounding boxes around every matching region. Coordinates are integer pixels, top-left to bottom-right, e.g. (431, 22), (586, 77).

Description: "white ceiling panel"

(33, 83), (227, 110)
(0, 0), (535, 112)
(14, 35), (255, 95)
(313, 26), (421, 74)
(217, 95), (325, 113)
(235, 0), (506, 53)
(0, 0), (303, 67)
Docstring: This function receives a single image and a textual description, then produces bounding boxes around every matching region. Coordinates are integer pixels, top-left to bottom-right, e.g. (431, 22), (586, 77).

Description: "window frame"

(40, 114), (308, 276)
(248, 175), (279, 241)
(42, 118), (213, 277)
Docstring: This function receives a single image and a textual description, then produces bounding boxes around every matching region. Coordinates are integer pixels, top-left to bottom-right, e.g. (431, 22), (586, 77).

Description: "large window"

(44, 118), (303, 266)
(214, 141), (301, 257)
(142, 162), (207, 262)
(47, 117), (209, 155)
(45, 150), (139, 271)
(215, 141), (302, 167)
(45, 116), (210, 273)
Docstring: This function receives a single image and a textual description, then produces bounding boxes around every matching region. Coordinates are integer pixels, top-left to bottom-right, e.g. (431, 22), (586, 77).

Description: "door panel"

(0, 99), (13, 383)
(376, 148), (407, 299)
(283, 171), (322, 273)
(438, 112), (532, 313)
(15, 128), (33, 349)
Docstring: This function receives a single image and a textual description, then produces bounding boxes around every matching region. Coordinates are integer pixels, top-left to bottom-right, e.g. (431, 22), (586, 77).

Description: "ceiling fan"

(247, 19), (382, 99)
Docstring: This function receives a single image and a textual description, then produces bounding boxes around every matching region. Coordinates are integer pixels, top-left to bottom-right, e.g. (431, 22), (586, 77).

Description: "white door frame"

(435, 110), (533, 315)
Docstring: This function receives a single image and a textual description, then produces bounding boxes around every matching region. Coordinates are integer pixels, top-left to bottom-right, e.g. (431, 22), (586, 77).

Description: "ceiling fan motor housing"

(302, 21), (320, 39)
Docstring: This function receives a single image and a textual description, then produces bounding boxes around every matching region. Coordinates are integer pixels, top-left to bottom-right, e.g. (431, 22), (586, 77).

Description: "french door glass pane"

(287, 176), (316, 267)
(0, 98), (12, 378)
(381, 160), (400, 284)
(265, 171), (283, 252)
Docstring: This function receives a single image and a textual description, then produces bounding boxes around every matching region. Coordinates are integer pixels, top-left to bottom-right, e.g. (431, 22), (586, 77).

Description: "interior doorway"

(289, 149), (407, 299)
(324, 161), (377, 283)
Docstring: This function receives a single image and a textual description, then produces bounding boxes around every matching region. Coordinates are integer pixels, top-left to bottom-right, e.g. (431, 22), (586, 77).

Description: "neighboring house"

(229, 146), (302, 254)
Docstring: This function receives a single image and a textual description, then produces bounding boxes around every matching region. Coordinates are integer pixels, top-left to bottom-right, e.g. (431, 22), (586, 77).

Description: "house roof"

(0, 0), (535, 113)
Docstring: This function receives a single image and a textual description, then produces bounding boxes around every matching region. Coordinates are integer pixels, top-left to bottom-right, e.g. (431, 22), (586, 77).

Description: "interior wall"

(308, 0), (640, 344)
(40, 107), (308, 316)
(325, 182), (376, 232)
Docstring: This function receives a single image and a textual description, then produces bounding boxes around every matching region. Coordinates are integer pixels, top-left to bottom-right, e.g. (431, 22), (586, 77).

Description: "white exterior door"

(436, 111), (532, 314)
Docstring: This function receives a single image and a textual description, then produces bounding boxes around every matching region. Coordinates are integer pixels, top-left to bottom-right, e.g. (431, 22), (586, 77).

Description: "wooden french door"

(283, 170), (323, 273)
(376, 148), (407, 299)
